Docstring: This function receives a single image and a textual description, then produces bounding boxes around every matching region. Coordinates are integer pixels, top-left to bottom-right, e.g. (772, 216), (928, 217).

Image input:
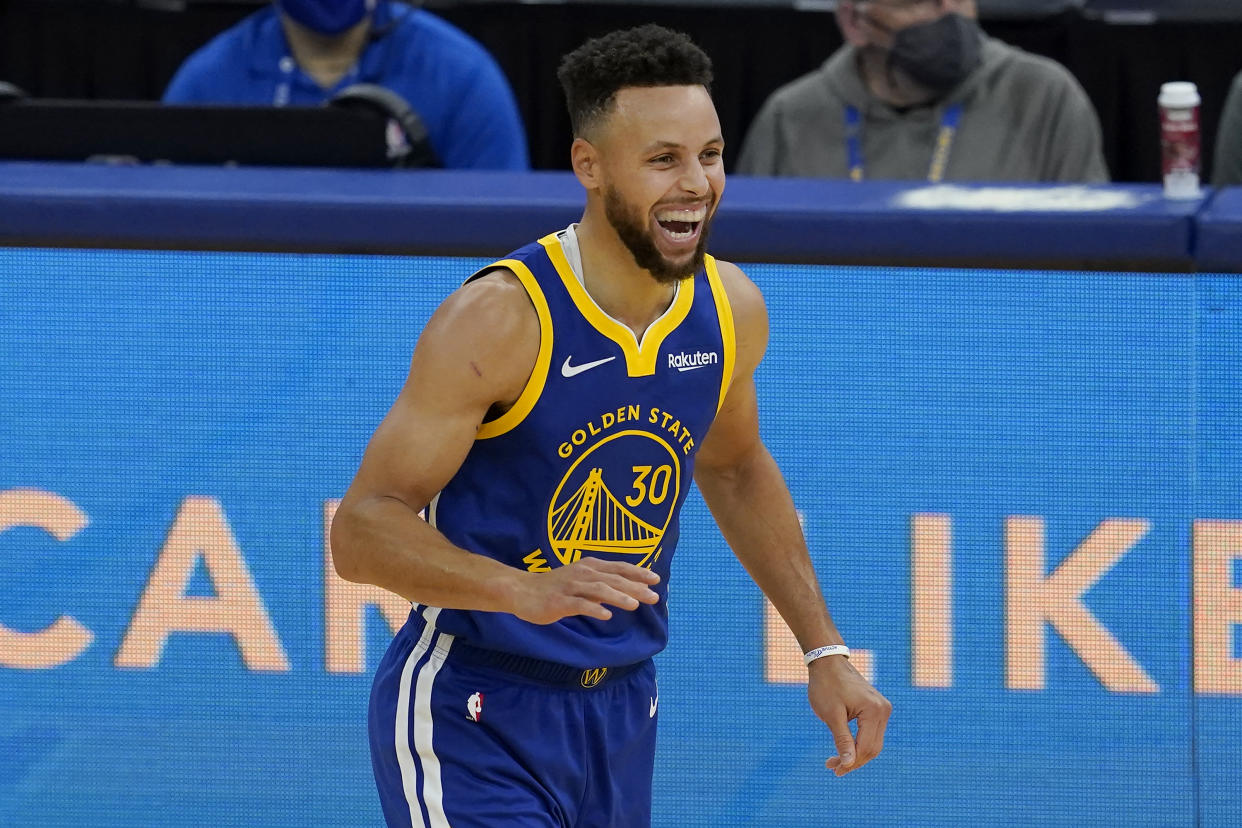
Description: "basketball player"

(331, 24), (891, 827)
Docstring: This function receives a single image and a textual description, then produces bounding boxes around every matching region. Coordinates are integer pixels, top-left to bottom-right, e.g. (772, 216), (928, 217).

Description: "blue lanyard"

(844, 103), (963, 182)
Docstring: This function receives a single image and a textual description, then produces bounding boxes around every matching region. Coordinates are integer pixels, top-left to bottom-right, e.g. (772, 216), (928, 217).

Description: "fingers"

(851, 697), (892, 772)
(517, 558), (662, 624)
(570, 576), (658, 615)
(823, 693), (892, 777)
(823, 710), (857, 778)
(596, 571), (661, 606)
(563, 596), (614, 622)
(577, 557), (661, 585)
(572, 558), (661, 606)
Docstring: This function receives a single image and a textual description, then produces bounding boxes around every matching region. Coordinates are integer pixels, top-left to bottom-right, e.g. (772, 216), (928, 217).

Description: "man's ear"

(836, 1), (869, 48)
(571, 137), (601, 190)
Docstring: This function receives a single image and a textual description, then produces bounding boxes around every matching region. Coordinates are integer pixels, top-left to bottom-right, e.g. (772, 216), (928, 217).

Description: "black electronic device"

(0, 99), (402, 167)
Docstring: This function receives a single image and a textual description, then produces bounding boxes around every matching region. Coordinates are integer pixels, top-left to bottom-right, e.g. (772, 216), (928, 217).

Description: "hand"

(807, 655), (892, 776)
(506, 557), (661, 625)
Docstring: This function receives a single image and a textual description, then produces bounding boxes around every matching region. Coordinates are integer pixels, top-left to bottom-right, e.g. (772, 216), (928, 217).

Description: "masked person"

(162, 0), (528, 170)
(737, 0), (1107, 182)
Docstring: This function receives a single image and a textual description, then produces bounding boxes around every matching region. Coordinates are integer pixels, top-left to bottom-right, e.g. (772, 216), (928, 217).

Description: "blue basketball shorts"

(369, 606), (659, 828)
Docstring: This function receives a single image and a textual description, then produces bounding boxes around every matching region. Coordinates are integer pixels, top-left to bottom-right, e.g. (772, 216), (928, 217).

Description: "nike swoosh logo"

(561, 355), (616, 378)
(649, 695), (658, 718)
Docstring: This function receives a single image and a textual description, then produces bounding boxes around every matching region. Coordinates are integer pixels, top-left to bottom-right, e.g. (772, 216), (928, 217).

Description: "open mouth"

(655, 205), (707, 243)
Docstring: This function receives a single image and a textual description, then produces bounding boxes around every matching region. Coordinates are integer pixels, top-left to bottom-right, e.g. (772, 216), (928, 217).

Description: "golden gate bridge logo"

(550, 468), (663, 566)
(544, 430), (681, 569)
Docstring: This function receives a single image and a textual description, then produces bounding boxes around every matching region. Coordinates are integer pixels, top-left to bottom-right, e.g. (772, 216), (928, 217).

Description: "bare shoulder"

(713, 258), (768, 318)
(432, 266), (538, 340)
(341, 267), (542, 511)
(411, 266), (541, 409)
(712, 259), (769, 370)
(428, 266), (538, 347)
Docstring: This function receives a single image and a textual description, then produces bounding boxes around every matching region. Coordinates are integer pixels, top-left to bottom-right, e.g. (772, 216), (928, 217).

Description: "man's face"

(850, 0), (974, 50)
(588, 85), (725, 284)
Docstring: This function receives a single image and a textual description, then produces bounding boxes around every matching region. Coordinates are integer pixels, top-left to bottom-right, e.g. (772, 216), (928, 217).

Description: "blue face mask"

(277, 0), (374, 35)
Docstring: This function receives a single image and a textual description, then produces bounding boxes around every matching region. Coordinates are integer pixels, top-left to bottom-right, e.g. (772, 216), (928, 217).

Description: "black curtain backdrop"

(1, 0), (1240, 182)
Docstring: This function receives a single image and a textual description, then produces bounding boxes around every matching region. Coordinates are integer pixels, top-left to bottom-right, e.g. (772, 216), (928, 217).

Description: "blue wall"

(1, 248), (1238, 826)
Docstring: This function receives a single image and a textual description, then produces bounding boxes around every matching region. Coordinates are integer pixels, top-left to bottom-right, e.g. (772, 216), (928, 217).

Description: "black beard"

(603, 186), (712, 284)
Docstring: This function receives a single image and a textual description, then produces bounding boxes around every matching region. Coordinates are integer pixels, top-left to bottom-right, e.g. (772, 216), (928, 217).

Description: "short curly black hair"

(556, 24), (714, 138)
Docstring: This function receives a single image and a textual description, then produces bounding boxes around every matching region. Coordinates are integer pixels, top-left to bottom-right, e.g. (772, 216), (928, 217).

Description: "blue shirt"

(427, 231), (736, 667)
(162, 3), (529, 170)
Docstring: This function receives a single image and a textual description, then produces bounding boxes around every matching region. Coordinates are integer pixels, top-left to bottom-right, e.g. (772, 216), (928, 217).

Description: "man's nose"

(680, 160), (709, 196)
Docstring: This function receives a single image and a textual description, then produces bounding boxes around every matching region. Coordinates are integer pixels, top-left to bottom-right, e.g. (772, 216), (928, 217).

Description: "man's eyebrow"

(641, 140), (684, 153)
(641, 136), (725, 153)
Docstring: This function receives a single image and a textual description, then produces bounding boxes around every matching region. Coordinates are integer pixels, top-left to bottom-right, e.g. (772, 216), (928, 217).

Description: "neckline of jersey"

(541, 229), (694, 378)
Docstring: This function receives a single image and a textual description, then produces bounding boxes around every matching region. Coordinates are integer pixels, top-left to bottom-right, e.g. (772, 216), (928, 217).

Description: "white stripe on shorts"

(395, 607), (438, 828)
(415, 625), (455, 826)
(394, 607), (455, 828)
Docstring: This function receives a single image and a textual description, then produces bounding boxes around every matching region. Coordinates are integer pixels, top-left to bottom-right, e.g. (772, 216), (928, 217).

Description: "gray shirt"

(737, 38), (1109, 183)
(1212, 70), (1242, 187)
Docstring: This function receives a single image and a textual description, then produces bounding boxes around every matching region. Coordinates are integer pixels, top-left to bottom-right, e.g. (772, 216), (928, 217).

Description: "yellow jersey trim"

(539, 233), (695, 378)
(475, 259), (554, 440)
(703, 255), (736, 414)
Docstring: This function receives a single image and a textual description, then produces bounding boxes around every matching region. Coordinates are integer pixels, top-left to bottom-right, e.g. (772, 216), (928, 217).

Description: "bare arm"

(694, 261), (890, 776)
(331, 269), (659, 625)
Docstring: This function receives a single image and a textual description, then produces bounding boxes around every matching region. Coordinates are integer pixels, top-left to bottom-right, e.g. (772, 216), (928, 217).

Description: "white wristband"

(803, 645), (850, 665)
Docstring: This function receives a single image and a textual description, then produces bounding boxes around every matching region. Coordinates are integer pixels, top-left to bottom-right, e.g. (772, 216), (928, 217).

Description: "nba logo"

(466, 692), (484, 722)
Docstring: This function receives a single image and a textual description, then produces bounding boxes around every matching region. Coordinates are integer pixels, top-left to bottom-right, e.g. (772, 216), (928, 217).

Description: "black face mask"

(887, 13), (983, 94)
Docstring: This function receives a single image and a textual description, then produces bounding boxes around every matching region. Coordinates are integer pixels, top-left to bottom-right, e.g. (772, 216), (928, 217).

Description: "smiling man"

(331, 24), (890, 827)
(738, 0), (1108, 182)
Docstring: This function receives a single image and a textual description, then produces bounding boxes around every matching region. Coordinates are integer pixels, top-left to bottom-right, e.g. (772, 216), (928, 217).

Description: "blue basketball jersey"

(427, 229), (735, 667)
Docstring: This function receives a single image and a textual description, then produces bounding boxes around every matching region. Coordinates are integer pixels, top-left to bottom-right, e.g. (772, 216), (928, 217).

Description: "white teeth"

(655, 207), (707, 222)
